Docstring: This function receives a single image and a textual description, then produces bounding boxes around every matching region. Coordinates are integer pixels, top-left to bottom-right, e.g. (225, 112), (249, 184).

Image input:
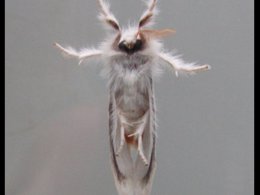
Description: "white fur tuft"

(159, 51), (210, 76)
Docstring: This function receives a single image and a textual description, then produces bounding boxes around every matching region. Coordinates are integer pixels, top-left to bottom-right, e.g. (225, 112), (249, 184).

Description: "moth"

(54, 0), (210, 194)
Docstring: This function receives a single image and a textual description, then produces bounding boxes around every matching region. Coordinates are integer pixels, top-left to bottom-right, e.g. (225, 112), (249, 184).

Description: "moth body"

(54, 1), (210, 194)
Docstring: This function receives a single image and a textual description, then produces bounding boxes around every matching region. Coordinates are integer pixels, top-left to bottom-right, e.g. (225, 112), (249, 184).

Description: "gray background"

(5, 0), (254, 195)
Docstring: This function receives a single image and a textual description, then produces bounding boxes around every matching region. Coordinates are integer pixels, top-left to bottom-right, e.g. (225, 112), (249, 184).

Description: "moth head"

(116, 28), (143, 55)
(98, 0), (175, 55)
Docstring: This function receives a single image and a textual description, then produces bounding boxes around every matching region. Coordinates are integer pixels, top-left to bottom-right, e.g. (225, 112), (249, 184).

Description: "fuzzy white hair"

(54, 1), (210, 195)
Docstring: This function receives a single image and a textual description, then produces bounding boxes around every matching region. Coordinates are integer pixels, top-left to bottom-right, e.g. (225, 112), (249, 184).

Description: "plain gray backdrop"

(5, 0), (254, 195)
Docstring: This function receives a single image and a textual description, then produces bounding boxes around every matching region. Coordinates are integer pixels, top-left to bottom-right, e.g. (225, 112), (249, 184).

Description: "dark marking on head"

(118, 39), (144, 54)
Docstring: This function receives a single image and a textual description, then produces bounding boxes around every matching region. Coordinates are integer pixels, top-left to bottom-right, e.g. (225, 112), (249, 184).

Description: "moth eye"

(118, 41), (128, 52)
(134, 40), (143, 51)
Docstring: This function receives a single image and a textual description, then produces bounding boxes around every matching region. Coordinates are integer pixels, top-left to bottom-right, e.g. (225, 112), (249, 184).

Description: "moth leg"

(54, 42), (102, 65)
(115, 125), (125, 156)
(128, 111), (149, 166)
(159, 51), (210, 76)
(54, 42), (79, 58)
(137, 131), (148, 166)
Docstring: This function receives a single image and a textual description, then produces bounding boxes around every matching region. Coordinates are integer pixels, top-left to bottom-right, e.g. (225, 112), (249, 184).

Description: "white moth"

(54, 0), (210, 194)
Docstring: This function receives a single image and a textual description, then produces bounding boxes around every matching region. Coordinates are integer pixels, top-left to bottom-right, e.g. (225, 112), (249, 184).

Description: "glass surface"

(5, 0), (254, 194)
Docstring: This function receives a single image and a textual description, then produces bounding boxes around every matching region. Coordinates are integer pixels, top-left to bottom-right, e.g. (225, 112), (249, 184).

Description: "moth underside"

(54, 0), (210, 194)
